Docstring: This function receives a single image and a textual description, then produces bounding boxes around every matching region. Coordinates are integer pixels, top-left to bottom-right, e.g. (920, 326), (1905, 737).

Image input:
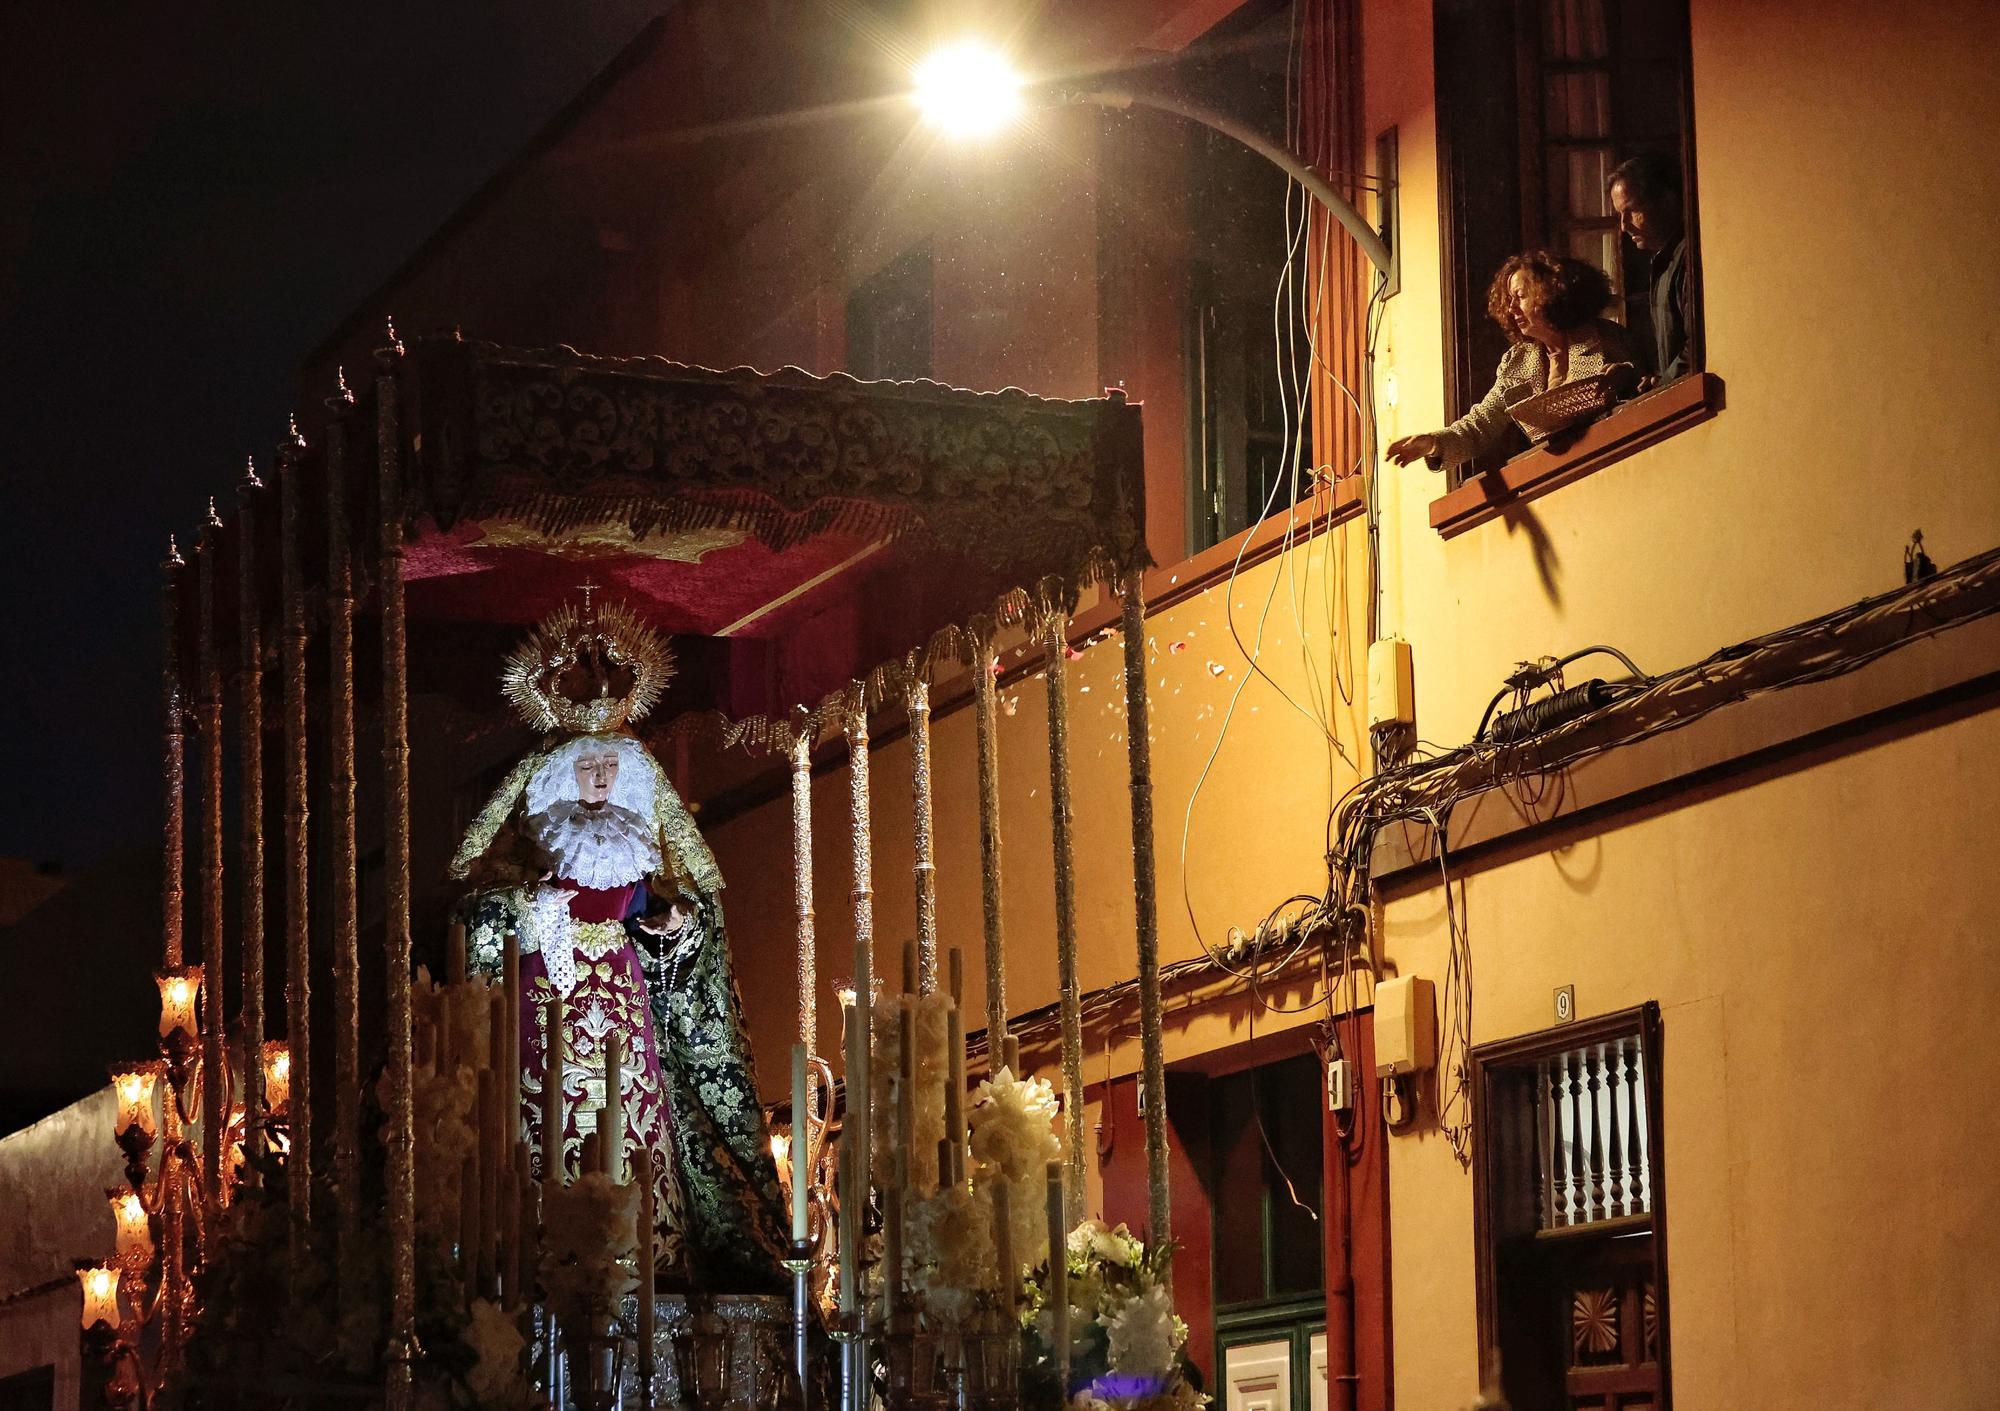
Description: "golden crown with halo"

(501, 594), (675, 735)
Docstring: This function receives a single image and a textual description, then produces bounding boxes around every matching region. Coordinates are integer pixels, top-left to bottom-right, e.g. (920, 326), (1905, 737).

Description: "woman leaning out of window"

(1388, 250), (1642, 472)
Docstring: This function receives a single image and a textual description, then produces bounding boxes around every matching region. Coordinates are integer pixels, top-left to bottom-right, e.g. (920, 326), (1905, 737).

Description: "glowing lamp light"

(109, 1063), (159, 1140)
(770, 1130), (795, 1199)
(75, 1262), (121, 1332)
(260, 1040), (292, 1119)
(912, 42), (1024, 138)
(106, 1189), (152, 1268)
(155, 968), (201, 1040)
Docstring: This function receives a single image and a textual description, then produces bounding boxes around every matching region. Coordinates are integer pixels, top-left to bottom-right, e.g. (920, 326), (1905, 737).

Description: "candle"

(638, 1169), (657, 1382)
(438, 984), (457, 1079)
(883, 1184), (905, 1323)
(497, 1162), (517, 1308)
(503, 933), (522, 1140)
(1001, 1034), (1020, 1077)
(459, 1154), (478, 1279)
(479, 1068), (501, 1294)
(448, 920), (468, 985)
(506, 1142), (530, 1308)
(1046, 1161), (1069, 1389)
(488, 983), (507, 1071)
(897, 1005), (916, 1193)
(582, 1130), (602, 1178)
(991, 1178), (1014, 1310)
(949, 946), (963, 1007)
(791, 1042), (810, 1242)
(604, 1034), (626, 1184)
(541, 991), (564, 1185)
(851, 934), (872, 1211)
(946, 1004), (965, 1186)
(838, 1021), (860, 1315)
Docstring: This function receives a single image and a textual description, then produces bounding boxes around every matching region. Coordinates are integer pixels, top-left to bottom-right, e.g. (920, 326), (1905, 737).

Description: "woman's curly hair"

(1487, 250), (1614, 343)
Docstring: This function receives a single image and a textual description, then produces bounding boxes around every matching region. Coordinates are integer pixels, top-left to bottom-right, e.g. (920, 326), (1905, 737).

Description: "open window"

(1177, 0), (1315, 553)
(1434, 0), (1701, 485)
(1470, 1003), (1671, 1410)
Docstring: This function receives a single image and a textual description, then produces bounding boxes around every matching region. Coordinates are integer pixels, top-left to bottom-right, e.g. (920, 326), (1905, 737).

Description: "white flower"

(1100, 1284), (1178, 1380)
(907, 1181), (996, 1324)
(540, 1172), (640, 1326)
(871, 993), (955, 1193)
(464, 1298), (527, 1407)
(969, 1067), (1062, 1182)
(1091, 1223), (1142, 1270)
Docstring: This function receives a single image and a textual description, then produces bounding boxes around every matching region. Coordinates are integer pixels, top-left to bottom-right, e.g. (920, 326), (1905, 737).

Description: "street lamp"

(911, 41), (1393, 278)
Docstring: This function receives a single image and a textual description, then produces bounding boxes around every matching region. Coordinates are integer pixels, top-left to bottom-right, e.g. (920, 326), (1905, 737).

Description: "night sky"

(0, 2), (671, 868)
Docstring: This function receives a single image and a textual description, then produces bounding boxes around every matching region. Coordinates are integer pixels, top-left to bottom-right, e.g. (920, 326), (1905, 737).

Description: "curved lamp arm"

(1069, 87), (1393, 279)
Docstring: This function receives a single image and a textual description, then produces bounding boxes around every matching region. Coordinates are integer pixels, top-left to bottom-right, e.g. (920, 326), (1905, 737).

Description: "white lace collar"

(526, 801), (662, 890)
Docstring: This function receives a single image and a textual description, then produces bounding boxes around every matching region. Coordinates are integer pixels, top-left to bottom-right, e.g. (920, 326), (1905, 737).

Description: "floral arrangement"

(539, 1169), (640, 1331)
(905, 1178), (996, 1324)
(968, 1064), (1063, 1279)
(183, 1087), (531, 1409)
(1021, 1220), (1207, 1411)
(871, 990), (954, 1191)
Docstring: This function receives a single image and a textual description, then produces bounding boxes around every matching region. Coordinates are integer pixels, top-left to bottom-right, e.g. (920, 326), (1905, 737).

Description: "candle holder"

(104, 1190), (153, 1278)
(75, 1262), (123, 1359)
(783, 1237), (815, 1409)
(108, 1063), (161, 1195)
(674, 1306), (734, 1411)
(964, 1324), (1020, 1411)
(260, 1040), (292, 1121)
(154, 968), (203, 1117)
(564, 1314), (630, 1411)
(828, 1311), (864, 1411)
(882, 1316), (957, 1411)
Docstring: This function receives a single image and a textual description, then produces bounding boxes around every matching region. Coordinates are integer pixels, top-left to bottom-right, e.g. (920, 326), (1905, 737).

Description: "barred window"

(1471, 1003), (1671, 1411)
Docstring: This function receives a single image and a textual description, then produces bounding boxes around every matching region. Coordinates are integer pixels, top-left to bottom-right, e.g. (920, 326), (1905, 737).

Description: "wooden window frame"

(1433, 0), (1708, 497)
(1469, 1001), (1673, 1410)
(1427, 370), (1722, 538)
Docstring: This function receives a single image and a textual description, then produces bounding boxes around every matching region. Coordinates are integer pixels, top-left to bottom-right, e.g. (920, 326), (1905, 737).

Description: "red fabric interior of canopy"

(403, 517), (881, 637)
(402, 515), (1016, 723)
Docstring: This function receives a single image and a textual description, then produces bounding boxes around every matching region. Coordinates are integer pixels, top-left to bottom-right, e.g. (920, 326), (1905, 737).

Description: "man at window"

(1608, 152), (1691, 384)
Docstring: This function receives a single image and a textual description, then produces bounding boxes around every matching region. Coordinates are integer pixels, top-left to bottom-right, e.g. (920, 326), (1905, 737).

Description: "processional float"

(80, 330), (1180, 1411)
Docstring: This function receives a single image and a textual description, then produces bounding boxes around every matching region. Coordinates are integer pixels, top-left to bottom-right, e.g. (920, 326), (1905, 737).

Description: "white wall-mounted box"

(1373, 975), (1436, 1077)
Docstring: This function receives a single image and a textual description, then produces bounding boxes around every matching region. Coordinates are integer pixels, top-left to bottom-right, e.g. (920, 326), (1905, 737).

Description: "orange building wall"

(1357, 0), (2000, 1405)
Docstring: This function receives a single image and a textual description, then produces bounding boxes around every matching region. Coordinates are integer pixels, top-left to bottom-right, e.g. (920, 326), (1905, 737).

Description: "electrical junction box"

(1326, 1056), (1357, 1113)
(1373, 975), (1437, 1077)
(1367, 637), (1415, 729)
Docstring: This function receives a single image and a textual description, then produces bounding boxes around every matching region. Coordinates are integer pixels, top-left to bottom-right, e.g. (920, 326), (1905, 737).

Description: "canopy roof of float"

(392, 335), (1148, 740)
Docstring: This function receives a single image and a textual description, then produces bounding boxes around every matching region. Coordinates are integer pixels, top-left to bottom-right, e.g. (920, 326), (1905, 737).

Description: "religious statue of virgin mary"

(449, 596), (787, 1291)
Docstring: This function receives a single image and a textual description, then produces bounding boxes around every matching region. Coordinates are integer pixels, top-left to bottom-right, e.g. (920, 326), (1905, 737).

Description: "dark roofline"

(302, 12), (678, 374)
